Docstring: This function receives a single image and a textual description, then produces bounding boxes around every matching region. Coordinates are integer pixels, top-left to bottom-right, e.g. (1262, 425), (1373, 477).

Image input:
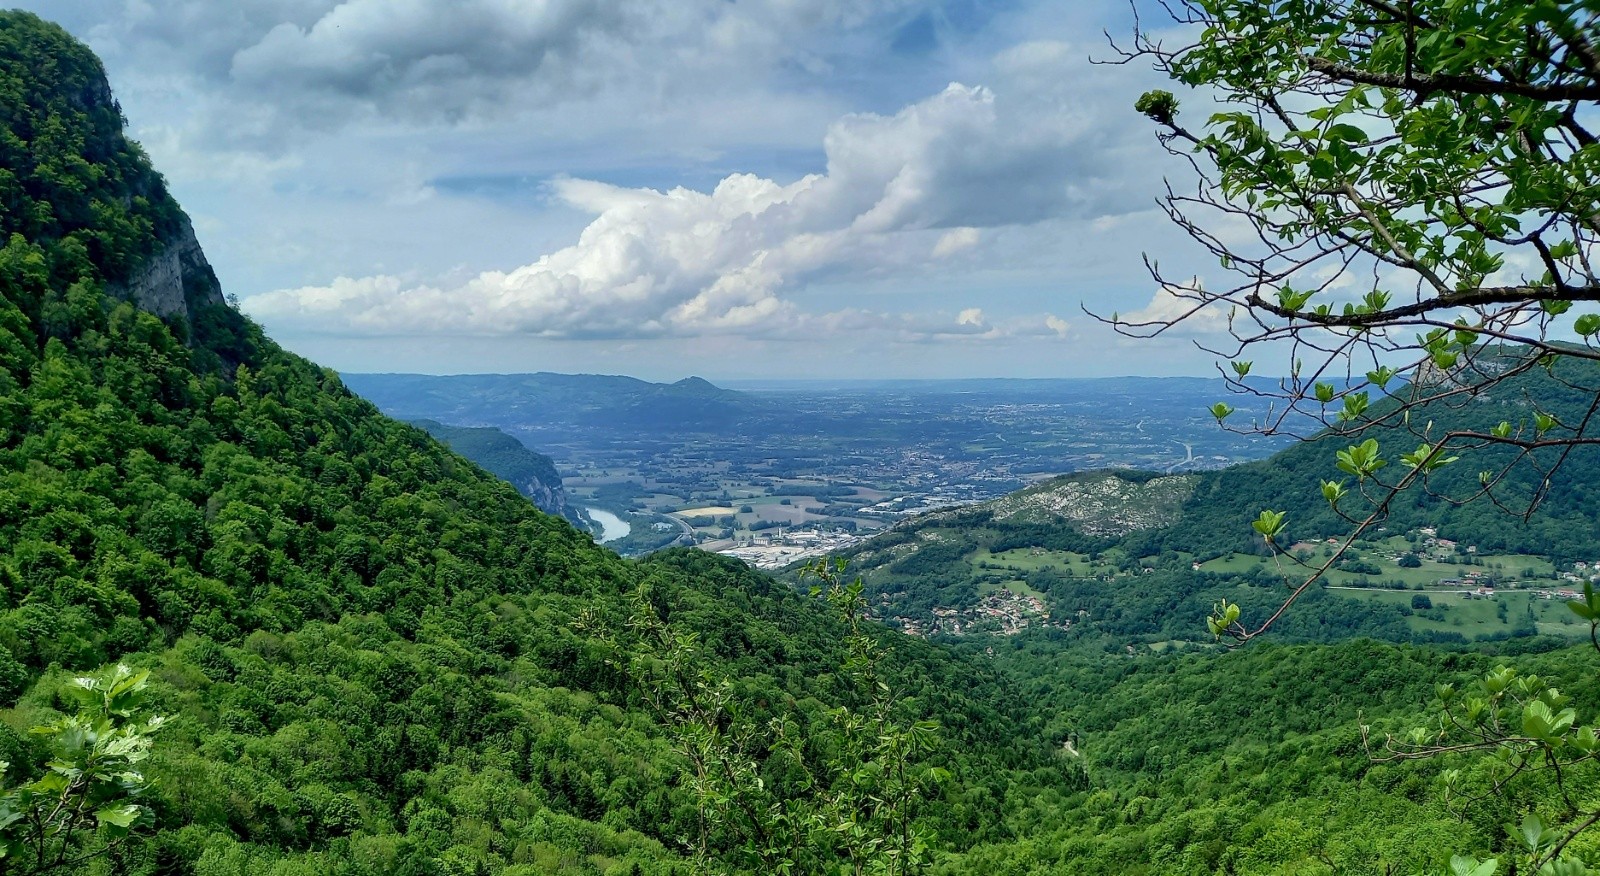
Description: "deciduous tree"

(1106, 0), (1600, 641)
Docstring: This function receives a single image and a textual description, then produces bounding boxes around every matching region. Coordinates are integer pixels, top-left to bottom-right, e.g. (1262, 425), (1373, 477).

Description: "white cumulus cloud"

(247, 81), (1127, 339)
(1120, 283), (1235, 335)
(933, 227), (981, 258)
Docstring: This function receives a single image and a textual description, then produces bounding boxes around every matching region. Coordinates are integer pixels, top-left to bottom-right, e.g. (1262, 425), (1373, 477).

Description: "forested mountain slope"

(0, 12), (1073, 873)
(1131, 354), (1600, 562)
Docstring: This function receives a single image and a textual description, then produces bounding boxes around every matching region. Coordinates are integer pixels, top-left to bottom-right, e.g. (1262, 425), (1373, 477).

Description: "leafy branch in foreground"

(0, 663), (165, 875)
(1367, 650), (1600, 875)
(1104, 0), (1600, 641)
(582, 558), (944, 876)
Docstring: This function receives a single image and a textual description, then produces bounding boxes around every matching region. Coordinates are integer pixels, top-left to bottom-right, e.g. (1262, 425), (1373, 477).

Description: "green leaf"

(1569, 582), (1600, 622)
(1400, 443), (1430, 469)
(1276, 286), (1313, 311)
(1135, 90), (1179, 124)
(1549, 239), (1580, 259)
(1210, 402), (1235, 421)
(1451, 854), (1498, 876)
(1492, 421), (1512, 438)
(1401, 442), (1459, 472)
(1231, 360), (1252, 378)
(1520, 812), (1547, 851)
(28, 772), (68, 794)
(1576, 314), (1600, 336)
(1206, 599), (1241, 638)
(1251, 509), (1287, 540)
(1337, 392), (1369, 422)
(95, 804), (142, 829)
(1314, 382), (1335, 403)
(1335, 438), (1386, 479)
(1521, 700), (1573, 744)
(1325, 123), (1368, 144)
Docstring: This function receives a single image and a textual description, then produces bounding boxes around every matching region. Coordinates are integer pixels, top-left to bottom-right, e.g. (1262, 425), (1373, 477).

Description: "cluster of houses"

(1567, 561), (1600, 582)
(890, 589), (1067, 638)
(1417, 526), (1477, 559)
(1393, 526), (1600, 603)
(718, 528), (869, 569)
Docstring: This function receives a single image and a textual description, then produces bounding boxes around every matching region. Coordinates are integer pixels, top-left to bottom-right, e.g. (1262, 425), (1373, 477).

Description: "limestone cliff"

(411, 419), (591, 532)
(107, 213), (227, 326)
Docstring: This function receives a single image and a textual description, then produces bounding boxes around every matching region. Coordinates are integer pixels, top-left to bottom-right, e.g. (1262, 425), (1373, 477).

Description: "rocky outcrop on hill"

(986, 471), (1197, 536)
(108, 214), (226, 324)
(412, 419), (591, 532)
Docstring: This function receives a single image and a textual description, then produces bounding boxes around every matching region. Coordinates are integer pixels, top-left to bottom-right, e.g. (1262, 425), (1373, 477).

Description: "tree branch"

(1243, 284), (1600, 326)
(1305, 56), (1600, 100)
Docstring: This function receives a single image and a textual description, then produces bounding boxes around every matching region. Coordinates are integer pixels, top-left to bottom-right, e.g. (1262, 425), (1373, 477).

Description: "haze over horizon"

(16, 1), (1240, 380)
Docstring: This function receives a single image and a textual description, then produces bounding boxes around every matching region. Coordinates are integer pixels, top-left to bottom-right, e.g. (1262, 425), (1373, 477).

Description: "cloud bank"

(247, 81), (1112, 340)
(70, 0), (945, 138)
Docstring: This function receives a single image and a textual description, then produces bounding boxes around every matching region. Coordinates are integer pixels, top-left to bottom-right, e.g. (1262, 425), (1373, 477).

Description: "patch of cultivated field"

(673, 506), (739, 517)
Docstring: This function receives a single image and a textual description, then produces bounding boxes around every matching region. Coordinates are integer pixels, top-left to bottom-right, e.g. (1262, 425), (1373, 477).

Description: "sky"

(18, 0), (1234, 381)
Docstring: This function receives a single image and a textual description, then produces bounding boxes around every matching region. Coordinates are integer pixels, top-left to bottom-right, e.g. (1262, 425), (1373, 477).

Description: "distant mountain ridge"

(344, 371), (760, 432)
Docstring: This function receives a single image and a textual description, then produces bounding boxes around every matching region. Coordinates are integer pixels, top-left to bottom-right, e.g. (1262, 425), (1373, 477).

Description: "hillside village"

(886, 588), (1070, 638)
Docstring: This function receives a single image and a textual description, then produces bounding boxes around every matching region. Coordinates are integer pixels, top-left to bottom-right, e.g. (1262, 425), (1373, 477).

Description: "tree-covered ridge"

(0, 12), (1078, 873)
(0, 11), (180, 281)
(1137, 350), (1600, 563)
(0, 12), (252, 376)
(945, 636), (1600, 875)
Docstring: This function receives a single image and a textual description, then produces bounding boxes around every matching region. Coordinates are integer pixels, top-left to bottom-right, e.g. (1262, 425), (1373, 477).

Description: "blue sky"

(19, 0), (1232, 380)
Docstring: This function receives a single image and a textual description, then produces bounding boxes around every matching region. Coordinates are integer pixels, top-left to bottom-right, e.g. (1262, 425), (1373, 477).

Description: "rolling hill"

(834, 354), (1600, 645)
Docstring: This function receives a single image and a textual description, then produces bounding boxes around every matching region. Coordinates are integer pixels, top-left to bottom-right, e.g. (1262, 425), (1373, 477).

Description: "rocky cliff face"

(108, 213), (226, 326)
(518, 475), (582, 528)
(410, 419), (591, 532)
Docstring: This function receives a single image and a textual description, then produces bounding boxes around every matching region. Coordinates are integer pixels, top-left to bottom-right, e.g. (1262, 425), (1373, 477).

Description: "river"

(586, 508), (631, 543)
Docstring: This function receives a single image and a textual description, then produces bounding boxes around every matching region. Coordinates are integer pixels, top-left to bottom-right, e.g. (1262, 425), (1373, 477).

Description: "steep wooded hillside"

(0, 12), (1071, 874)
